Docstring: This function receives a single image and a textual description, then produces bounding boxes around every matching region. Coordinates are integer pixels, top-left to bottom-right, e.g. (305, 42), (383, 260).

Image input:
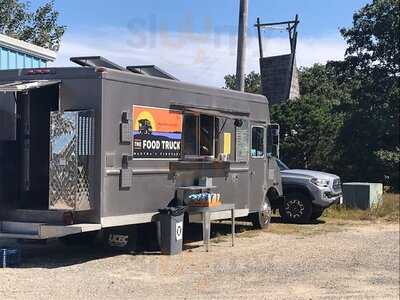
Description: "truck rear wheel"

(280, 192), (312, 224)
(251, 197), (272, 229)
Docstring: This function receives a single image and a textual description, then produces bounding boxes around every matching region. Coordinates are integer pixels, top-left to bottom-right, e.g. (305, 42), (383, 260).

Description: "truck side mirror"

(267, 124), (280, 158)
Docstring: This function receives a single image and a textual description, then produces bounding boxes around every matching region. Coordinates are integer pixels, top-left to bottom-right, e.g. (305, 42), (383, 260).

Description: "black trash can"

(158, 206), (186, 255)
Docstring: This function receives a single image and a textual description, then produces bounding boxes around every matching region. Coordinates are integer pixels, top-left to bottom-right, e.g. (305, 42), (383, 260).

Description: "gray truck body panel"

(0, 67), (282, 239)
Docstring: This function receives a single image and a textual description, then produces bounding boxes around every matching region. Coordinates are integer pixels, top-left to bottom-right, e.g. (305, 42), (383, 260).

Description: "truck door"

(248, 125), (267, 212)
(0, 92), (18, 210)
(0, 80), (60, 210)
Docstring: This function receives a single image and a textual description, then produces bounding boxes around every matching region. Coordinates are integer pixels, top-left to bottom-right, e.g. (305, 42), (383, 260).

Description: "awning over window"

(170, 103), (250, 120)
(0, 80), (61, 93)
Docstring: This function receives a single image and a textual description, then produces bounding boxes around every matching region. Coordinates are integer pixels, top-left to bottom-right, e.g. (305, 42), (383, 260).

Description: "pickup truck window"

(277, 159), (290, 170)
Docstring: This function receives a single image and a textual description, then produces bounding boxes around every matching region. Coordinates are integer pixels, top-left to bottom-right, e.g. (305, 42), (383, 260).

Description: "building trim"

(0, 33), (56, 62)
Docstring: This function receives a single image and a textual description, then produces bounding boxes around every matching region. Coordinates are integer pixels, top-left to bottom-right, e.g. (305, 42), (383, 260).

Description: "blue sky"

(30, 0), (370, 87)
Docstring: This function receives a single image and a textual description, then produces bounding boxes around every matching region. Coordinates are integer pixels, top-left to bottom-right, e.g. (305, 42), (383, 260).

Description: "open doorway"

(0, 82), (59, 210)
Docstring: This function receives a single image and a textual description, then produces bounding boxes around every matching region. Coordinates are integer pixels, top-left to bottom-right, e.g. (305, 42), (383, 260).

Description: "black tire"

(60, 231), (99, 247)
(101, 225), (138, 253)
(311, 207), (324, 220)
(251, 197), (272, 229)
(279, 192), (312, 224)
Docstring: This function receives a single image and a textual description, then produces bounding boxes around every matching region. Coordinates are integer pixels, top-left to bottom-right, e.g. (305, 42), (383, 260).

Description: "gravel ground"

(0, 220), (399, 300)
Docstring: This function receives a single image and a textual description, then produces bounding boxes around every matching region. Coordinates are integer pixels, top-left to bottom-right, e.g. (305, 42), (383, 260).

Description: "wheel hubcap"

(261, 200), (272, 224)
(285, 199), (304, 219)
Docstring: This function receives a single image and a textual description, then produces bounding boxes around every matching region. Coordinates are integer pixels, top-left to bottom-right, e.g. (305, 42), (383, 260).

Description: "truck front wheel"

(279, 192), (312, 224)
(251, 197), (272, 229)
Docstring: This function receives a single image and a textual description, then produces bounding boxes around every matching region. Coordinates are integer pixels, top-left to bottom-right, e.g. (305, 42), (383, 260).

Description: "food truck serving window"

(183, 114), (215, 157)
(200, 115), (214, 156)
(251, 126), (265, 158)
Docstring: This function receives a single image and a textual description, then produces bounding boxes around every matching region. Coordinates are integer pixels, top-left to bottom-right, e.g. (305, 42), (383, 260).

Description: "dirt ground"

(0, 218), (399, 300)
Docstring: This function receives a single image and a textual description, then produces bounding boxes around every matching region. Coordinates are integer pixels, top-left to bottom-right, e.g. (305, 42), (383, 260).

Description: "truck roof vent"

(70, 56), (125, 71)
(126, 65), (178, 81)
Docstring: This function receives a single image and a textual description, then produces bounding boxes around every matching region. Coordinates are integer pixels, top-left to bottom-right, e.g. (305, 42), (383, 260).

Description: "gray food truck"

(0, 57), (282, 249)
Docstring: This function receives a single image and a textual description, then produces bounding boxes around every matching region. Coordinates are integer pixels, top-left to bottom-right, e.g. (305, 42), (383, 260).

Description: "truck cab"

(277, 159), (342, 223)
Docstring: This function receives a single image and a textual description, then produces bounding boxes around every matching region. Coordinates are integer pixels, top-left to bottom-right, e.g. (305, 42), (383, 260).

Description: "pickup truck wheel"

(311, 207), (324, 220)
(251, 197), (272, 229)
(280, 192), (312, 224)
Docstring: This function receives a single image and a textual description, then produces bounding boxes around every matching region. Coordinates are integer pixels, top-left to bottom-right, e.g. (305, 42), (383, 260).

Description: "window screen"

(182, 114), (215, 157)
(251, 126), (265, 157)
(200, 115), (214, 156)
(182, 114), (198, 156)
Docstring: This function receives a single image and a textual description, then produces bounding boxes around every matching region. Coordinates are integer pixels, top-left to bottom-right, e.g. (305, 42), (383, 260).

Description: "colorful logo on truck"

(132, 105), (182, 159)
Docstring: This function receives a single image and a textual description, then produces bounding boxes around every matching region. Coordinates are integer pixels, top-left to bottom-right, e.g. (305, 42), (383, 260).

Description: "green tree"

(0, 0), (65, 50)
(331, 0), (399, 189)
(269, 63), (350, 171)
(224, 71), (261, 94)
(224, 65), (347, 172)
(299, 64), (353, 106)
(223, 1), (399, 190)
(271, 96), (343, 171)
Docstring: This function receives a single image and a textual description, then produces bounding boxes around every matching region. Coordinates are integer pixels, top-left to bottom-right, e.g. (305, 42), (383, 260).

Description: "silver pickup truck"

(276, 159), (342, 223)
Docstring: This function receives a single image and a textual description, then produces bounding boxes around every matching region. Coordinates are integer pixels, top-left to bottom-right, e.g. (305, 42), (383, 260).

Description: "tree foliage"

(298, 64), (353, 106)
(271, 96), (343, 172)
(224, 71), (261, 94)
(331, 0), (400, 189)
(224, 0), (399, 190)
(0, 0), (65, 50)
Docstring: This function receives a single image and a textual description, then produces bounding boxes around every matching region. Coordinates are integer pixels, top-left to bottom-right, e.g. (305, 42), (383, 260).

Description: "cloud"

(53, 27), (346, 88)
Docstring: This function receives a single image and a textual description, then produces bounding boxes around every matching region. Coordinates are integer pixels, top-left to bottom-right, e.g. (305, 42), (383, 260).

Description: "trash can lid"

(159, 206), (187, 216)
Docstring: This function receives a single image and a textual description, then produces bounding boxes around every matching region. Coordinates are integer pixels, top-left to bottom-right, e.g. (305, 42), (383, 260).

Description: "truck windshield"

(277, 159), (289, 171)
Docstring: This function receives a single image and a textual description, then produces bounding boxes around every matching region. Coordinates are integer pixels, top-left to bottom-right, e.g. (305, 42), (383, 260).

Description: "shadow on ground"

(1, 216), (325, 269)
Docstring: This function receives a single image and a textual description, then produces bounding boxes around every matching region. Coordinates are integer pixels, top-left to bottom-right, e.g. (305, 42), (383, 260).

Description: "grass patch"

(323, 193), (399, 222)
(266, 221), (346, 237)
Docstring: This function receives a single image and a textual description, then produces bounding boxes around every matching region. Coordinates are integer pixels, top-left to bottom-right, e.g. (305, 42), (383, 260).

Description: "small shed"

(0, 34), (56, 70)
(342, 183), (383, 210)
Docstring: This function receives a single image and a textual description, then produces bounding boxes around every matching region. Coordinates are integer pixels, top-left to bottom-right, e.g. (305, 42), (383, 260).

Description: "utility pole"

(235, 0), (248, 92)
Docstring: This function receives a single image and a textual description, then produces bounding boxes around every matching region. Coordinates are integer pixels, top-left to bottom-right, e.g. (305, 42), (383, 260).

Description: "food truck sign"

(132, 105), (183, 159)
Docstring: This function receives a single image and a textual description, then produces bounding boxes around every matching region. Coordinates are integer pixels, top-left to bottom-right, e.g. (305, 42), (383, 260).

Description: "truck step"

(0, 222), (102, 240)
(0, 221), (44, 235)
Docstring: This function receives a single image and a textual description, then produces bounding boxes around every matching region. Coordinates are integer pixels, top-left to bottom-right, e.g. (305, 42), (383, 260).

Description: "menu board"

(235, 121), (249, 161)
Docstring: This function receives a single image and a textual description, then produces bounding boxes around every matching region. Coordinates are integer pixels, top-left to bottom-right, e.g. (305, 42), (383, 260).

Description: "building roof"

(0, 33), (56, 62)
